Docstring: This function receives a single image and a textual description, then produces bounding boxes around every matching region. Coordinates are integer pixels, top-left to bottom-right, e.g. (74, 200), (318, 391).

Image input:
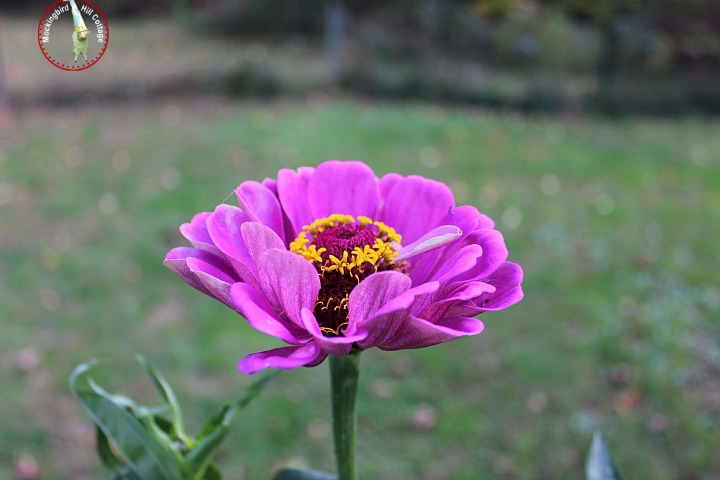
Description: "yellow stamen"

(291, 214), (402, 274)
(289, 214), (405, 336)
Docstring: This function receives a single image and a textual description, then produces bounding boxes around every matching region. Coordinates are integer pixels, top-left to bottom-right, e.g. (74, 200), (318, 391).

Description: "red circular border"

(37, 0), (110, 71)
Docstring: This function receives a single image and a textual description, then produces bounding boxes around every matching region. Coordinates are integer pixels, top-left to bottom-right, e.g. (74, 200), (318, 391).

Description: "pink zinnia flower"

(165, 161), (523, 374)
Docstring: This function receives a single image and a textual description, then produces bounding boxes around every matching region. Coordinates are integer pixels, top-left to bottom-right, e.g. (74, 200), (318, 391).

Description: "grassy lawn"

(1, 99), (719, 479)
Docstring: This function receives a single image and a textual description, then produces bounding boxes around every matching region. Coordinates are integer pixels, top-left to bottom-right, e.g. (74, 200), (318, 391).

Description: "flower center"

(290, 214), (403, 337)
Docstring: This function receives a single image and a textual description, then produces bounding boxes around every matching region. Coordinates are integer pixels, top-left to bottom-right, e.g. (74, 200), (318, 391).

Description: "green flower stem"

(329, 350), (361, 480)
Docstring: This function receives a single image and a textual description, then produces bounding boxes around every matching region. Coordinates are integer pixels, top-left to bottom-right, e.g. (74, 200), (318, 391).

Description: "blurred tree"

(467, 0), (524, 21)
(324, 1), (347, 83)
(0, 0), (169, 16)
(192, 0), (326, 35)
(536, 0), (639, 99)
(0, 22), (6, 110)
(640, 0), (720, 70)
(537, 0), (720, 73)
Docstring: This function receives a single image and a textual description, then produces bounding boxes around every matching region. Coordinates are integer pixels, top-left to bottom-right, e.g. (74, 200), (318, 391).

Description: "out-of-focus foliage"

(538, 0), (720, 70)
(537, 0), (639, 22)
(641, 0), (720, 69)
(2, 0), (720, 114)
(0, 0), (168, 16)
(468, 0), (524, 21)
(4, 0), (719, 73)
(190, 0), (327, 35)
(180, 0), (720, 74)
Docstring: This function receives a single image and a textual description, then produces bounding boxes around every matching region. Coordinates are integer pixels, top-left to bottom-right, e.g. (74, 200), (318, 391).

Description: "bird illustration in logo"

(64, 0), (89, 62)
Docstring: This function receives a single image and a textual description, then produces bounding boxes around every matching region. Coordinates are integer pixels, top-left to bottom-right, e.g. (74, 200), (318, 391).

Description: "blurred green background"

(1, 1), (719, 479)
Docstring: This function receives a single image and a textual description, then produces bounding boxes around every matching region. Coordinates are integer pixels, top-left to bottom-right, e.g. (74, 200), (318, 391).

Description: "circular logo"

(38, 0), (109, 71)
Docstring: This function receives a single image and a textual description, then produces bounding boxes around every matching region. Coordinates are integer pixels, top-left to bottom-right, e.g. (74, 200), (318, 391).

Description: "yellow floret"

(291, 214), (403, 274)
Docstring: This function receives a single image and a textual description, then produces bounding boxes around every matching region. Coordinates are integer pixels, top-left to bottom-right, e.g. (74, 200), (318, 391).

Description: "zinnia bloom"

(165, 161), (523, 374)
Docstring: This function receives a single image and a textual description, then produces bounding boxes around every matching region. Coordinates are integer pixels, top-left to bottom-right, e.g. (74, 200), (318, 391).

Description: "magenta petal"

(164, 246), (234, 276)
(380, 315), (484, 351)
(277, 166), (316, 234)
(235, 181), (286, 242)
(452, 230), (509, 283)
(240, 222), (285, 267)
(307, 161), (379, 219)
(207, 204), (253, 267)
(164, 254), (208, 294)
(380, 175), (455, 244)
(395, 225), (462, 262)
(186, 257), (235, 308)
(254, 249), (321, 327)
(164, 247), (237, 296)
(419, 281), (495, 320)
(238, 343), (326, 374)
(433, 244), (484, 286)
(300, 308), (366, 356)
(185, 256), (235, 284)
(345, 271), (412, 332)
(258, 177), (298, 249)
(378, 172), (403, 206)
(262, 177), (278, 195)
(474, 262), (524, 311)
(231, 283), (312, 344)
(351, 279), (438, 349)
(437, 205), (495, 232)
(406, 206), (495, 284)
(179, 212), (220, 254)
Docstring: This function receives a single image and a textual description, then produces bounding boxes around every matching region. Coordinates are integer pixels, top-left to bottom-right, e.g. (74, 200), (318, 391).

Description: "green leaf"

(586, 431), (624, 480)
(186, 371), (280, 477)
(95, 426), (132, 474)
(184, 405), (235, 478)
(272, 468), (337, 480)
(137, 355), (191, 445)
(234, 369), (281, 410)
(70, 361), (185, 480)
(72, 360), (279, 480)
(201, 463), (222, 480)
